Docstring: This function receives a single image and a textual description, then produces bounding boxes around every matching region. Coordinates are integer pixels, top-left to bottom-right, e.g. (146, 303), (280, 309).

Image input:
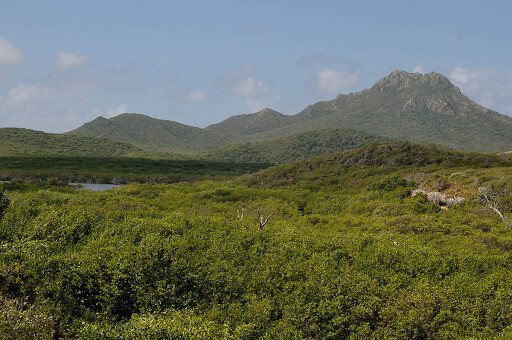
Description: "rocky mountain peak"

(373, 70), (456, 91)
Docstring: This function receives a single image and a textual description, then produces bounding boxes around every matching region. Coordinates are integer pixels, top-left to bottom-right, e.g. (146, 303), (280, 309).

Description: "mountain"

(205, 108), (294, 137)
(287, 71), (512, 152)
(223, 71), (512, 152)
(203, 127), (384, 164)
(69, 70), (512, 155)
(0, 128), (145, 157)
(69, 113), (229, 154)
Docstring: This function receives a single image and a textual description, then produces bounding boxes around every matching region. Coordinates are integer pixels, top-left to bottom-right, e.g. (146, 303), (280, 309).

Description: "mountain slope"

(203, 127), (384, 164)
(68, 70), (512, 155)
(241, 71), (512, 152)
(205, 108), (294, 137)
(0, 128), (145, 157)
(69, 113), (229, 153)
(244, 140), (510, 188)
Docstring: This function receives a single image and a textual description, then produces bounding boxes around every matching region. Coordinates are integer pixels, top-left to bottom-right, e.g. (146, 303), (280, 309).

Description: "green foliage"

(0, 155), (269, 184)
(3, 142), (512, 337)
(0, 297), (56, 339)
(204, 127), (384, 164)
(370, 175), (411, 191)
(69, 113), (230, 154)
(0, 189), (8, 221)
(0, 128), (146, 157)
(244, 141), (510, 188)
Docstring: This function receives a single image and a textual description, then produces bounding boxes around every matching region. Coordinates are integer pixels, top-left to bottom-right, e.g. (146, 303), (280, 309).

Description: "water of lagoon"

(1, 181), (124, 192)
(68, 183), (124, 191)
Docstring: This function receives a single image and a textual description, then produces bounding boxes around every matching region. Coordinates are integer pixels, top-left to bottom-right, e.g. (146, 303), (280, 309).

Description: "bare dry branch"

(477, 187), (511, 228)
(258, 211), (275, 230)
(237, 206), (245, 221)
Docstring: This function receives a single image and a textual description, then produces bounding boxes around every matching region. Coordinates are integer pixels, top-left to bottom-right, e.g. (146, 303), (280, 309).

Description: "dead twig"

(477, 187), (511, 228)
(258, 211), (275, 230)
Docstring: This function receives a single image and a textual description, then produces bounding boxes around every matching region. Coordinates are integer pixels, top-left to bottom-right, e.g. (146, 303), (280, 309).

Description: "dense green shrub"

(2, 145), (512, 337)
(0, 189), (8, 221)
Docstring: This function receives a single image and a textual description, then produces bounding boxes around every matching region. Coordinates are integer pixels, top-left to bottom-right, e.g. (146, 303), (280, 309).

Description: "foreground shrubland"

(2, 142), (512, 339)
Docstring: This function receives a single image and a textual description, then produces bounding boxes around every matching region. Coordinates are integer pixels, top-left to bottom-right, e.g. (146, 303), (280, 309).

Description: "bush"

(0, 189), (8, 221)
(370, 175), (410, 191)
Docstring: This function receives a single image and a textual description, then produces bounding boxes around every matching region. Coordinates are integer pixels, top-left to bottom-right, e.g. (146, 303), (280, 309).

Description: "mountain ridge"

(205, 108), (294, 137)
(69, 113), (230, 154)
(67, 70), (512, 154)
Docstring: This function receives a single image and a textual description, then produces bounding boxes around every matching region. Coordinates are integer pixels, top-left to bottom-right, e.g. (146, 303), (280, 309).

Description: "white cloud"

(0, 75), (98, 132)
(215, 65), (274, 112)
(0, 37), (23, 66)
(6, 84), (62, 109)
(413, 65), (423, 73)
(450, 66), (512, 116)
(1, 84), (79, 131)
(107, 103), (128, 117)
(450, 67), (474, 84)
(314, 68), (360, 94)
(92, 104), (128, 118)
(186, 90), (208, 103)
(233, 77), (268, 97)
(216, 65), (269, 98)
(54, 52), (89, 69)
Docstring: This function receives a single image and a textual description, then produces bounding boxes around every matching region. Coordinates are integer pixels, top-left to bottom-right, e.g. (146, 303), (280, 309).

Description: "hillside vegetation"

(3, 142), (512, 338)
(205, 108), (294, 137)
(0, 128), (145, 157)
(69, 113), (229, 154)
(0, 156), (269, 184)
(245, 140), (510, 188)
(203, 127), (384, 164)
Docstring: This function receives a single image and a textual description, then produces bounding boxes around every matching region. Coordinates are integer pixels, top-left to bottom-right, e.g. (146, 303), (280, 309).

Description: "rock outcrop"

(412, 189), (465, 208)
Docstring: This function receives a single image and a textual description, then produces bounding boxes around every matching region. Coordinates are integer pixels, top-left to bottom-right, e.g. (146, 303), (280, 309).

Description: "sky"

(0, 0), (511, 132)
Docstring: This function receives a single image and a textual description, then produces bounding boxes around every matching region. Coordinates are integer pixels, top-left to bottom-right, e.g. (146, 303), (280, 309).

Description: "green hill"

(244, 140), (510, 188)
(69, 113), (229, 154)
(205, 108), (294, 137)
(0, 128), (145, 157)
(203, 127), (384, 164)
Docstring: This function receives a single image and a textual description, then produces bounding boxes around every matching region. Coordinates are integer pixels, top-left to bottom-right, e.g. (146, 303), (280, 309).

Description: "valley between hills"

(3, 71), (512, 338)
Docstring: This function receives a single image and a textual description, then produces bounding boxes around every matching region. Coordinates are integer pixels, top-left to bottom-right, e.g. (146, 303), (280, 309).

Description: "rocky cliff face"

(403, 97), (456, 116)
(373, 70), (456, 90)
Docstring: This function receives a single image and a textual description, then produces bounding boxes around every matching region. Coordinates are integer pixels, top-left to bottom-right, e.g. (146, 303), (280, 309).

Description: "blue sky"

(0, 0), (511, 132)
